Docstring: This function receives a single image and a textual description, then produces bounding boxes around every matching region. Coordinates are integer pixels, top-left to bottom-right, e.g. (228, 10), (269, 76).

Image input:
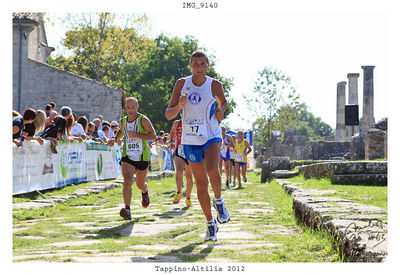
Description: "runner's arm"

(245, 140), (252, 156)
(212, 80), (228, 121)
(136, 116), (157, 141)
(165, 79), (186, 120)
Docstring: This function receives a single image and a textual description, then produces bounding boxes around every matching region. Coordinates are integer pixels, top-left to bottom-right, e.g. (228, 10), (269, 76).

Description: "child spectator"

(23, 109), (46, 145)
(71, 113), (86, 139)
(49, 102), (56, 112)
(40, 115), (68, 153)
(61, 106), (82, 142)
(12, 108), (36, 146)
(45, 104), (52, 117)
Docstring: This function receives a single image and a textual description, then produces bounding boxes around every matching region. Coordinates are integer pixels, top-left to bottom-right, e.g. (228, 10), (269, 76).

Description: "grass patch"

(286, 175), (387, 209)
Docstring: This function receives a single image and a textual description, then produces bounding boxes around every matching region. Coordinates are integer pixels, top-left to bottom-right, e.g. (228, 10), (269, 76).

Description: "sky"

(41, 1), (394, 132)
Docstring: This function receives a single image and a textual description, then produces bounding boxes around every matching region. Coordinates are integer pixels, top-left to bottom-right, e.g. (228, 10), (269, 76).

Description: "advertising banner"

(13, 140), (121, 195)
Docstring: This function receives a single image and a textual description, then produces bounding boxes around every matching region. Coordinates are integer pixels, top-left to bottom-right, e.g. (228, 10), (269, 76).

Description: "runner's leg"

(236, 162), (241, 186)
(189, 161), (212, 221)
(174, 156), (185, 193)
(204, 141), (222, 199)
(121, 161), (135, 207)
(218, 157), (223, 176)
(223, 160), (230, 184)
(185, 164), (194, 198)
(242, 163), (247, 177)
(135, 168), (148, 193)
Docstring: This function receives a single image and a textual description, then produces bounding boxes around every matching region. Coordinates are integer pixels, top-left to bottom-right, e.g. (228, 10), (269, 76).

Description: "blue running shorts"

(183, 137), (222, 163)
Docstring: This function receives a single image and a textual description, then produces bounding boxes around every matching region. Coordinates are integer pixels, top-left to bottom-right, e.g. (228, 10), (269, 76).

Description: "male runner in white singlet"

(165, 50), (230, 242)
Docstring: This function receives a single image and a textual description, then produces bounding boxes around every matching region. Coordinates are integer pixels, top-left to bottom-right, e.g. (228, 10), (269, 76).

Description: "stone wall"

(298, 161), (387, 185)
(14, 59), (125, 122)
(263, 130), (350, 161)
(307, 141), (350, 160)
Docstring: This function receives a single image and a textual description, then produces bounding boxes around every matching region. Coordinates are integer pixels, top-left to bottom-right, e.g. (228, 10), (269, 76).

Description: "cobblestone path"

(12, 172), (340, 262)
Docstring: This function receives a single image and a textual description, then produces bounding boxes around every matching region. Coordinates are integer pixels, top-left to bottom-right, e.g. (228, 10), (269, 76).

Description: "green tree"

(47, 14), (235, 133)
(245, 66), (300, 148)
(274, 104), (333, 139)
(120, 34), (235, 132)
(48, 12), (152, 86)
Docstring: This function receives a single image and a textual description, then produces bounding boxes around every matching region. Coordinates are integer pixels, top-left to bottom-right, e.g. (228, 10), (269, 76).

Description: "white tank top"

(181, 76), (222, 145)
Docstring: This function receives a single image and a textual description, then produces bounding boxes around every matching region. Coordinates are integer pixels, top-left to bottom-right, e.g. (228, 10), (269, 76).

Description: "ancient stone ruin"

(256, 64), (386, 167)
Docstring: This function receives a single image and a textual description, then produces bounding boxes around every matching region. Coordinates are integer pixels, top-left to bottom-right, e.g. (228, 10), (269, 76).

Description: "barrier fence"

(13, 139), (254, 195)
(12, 141), (176, 195)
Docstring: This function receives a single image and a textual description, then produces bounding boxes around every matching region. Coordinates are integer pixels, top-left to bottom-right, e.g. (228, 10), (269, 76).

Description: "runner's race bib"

(184, 119), (207, 139)
(126, 138), (143, 161)
(177, 145), (186, 158)
(221, 144), (227, 158)
(236, 153), (244, 162)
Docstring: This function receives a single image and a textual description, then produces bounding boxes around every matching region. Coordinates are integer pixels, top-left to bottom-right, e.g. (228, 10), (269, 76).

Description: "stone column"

(346, 73), (360, 137)
(361, 65), (375, 132)
(336, 81), (346, 141)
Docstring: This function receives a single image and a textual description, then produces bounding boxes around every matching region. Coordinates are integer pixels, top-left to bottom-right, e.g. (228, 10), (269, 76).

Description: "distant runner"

(219, 126), (233, 189)
(169, 119), (195, 207)
(234, 131), (252, 189)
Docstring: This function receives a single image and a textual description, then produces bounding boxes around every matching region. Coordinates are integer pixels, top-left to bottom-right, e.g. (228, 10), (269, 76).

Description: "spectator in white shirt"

(71, 113), (86, 139)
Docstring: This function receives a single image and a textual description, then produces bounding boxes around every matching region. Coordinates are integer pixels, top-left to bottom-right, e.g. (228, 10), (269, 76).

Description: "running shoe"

(142, 190), (150, 208)
(186, 197), (192, 207)
(173, 191), (183, 204)
(205, 218), (219, 242)
(232, 181), (236, 188)
(225, 180), (229, 189)
(213, 197), (230, 223)
(243, 176), (247, 182)
(119, 208), (131, 220)
(237, 183), (243, 189)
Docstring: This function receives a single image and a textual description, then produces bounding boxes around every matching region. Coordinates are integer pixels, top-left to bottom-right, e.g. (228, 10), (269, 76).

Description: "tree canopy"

(246, 66), (333, 152)
(47, 12), (234, 133)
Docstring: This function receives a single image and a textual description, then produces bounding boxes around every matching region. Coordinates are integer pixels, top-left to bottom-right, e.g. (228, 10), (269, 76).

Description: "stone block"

(372, 117), (387, 131)
(332, 174), (387, 185)
(261, 161), (270, 183)
(283, 128), (295, 144)
(269, 156), (290, 171)
(271, 170), (300, 178)
(256, 155), (264, 168)
(350, 133), (365, 160)
(365, 128), (385, 160)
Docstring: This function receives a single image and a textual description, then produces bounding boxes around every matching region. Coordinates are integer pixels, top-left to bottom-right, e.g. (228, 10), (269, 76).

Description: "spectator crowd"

(12, 102), (174, 156)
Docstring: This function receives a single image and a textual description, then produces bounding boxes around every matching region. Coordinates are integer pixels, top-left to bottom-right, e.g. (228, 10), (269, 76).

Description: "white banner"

(13, 140), (121, 195)
(85, 141), (118, 181)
